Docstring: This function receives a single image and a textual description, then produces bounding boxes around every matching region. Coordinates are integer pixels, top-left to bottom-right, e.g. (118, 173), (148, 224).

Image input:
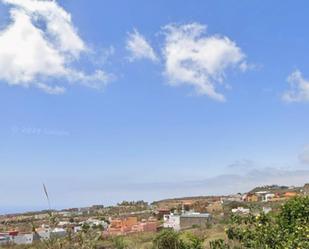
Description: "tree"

(112, 236), (128, 249)
(210, 196), (309, 249)
(153, 229), (184, 249)
(153, 229), (204, 249)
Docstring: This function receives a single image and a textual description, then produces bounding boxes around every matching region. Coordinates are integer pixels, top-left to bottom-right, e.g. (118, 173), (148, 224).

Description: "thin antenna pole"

(43, 183), (51, 211)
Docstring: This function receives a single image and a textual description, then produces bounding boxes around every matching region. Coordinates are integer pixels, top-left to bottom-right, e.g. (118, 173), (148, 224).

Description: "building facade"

(164, 212), (211, 231)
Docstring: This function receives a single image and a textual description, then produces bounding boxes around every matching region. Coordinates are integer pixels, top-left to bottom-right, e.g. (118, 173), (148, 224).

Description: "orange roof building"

(284, 192), (298, 198)
(104, 217), (157, 236)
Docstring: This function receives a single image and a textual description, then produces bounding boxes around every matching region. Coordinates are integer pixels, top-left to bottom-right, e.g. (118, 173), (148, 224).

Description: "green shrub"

(152, 229), (204, 249)
(153, 229), (184, 249)
(213, 196), (309, 249)
(113, 236), (128, 249)
(209, 239), (230, 249)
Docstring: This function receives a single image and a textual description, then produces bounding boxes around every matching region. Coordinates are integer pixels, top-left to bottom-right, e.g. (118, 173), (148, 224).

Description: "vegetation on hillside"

(2, 197), (308, 249)
(210, 196), (309, 248)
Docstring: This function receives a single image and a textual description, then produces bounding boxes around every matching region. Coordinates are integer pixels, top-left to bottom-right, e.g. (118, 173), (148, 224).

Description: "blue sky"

(1, 0), (309, 214)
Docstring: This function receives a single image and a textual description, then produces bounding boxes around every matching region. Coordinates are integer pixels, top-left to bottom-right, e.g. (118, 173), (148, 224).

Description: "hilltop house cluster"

(0, 217), (111, 246)
(221, 184), (309, 204)
(163, 211), (211, 231)
(0, 226), (66, 246)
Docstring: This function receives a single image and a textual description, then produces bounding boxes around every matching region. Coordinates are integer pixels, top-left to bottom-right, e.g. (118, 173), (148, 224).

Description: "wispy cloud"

(162, 23), (247, 101)
(282, 70), (309, 102)
(126, 29), (158, 62)
(0, 0), (112, 94)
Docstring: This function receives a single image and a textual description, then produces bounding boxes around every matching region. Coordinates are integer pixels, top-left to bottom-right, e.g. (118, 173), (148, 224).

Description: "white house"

(58, 221), (71, 227)
(83, 218), (108, 229)
(164, 212), (211, 231)
(74, 226), (82, 233)
(36, 225), (67, 240)
(0, 235), (10, 245)
(163, 214), (181, 231)
(231, 207), (250, 214)
(255, 191), (276, 202)
(13, 233), (34, 245)
(51, 228), (67, 238)
(264, 193), (275, 202)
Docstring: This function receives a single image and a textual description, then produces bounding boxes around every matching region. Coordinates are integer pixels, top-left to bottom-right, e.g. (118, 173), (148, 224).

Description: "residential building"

(34, 213), (50, 220)
(84, 218), (108, 229)
(243, 193), (258, 202)
(0, 235), (10, 245)
(163, 214), (180, 231)
(180, 212), (211, 230)
(163, 212), (211, 231)
(51, 228), (67, 238)
(255, 191), (270, 202)
(224, 194), (243, 202)
(156, 208), (171, 220)
(36, 226), (51, 240)
(303, 183), (309, 196)
(35, 225), (67, 241)
(73, 226), (82, 233)
(131, 219), (157, 233)
(264, 193), (275, 202)
(12, 233), (35, 245)
(0, 231), (38, 245)
(104, 217), (157, 236)
(231, 207), (250, 214)
(284, 192), (298, 198)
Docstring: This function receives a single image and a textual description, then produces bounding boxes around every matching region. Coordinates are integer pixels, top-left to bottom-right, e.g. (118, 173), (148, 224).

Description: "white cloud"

(299, 145), (309, 165)
(282, 70), (309, 102)
(162, 23), (247, 101)
(0, 0), (111, 94)
(126, 29), (158, 62)
(36, 83), (66, 95)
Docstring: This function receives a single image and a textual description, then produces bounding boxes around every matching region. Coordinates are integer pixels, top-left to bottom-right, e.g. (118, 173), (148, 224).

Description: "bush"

(209, 239), (231, 249)
(113, 236), (128, 249)
(153, 229), (184, 249)
(152, 229), (204, 249)
(211, 196), (309, 249)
